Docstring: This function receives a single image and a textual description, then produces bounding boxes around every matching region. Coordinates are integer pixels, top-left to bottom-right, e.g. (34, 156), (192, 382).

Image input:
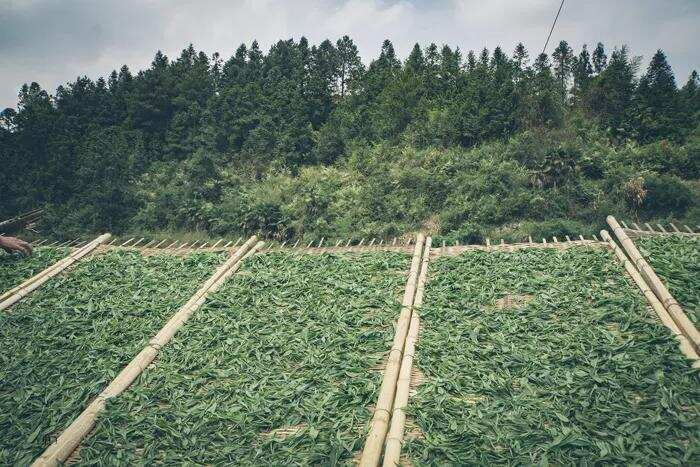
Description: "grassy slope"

(404, 247), (698, 465)
(0, 250), (223, 465)
(0, 247), (69, 295)
(77, 251), (409, 465)
(636, 235), (699, 323)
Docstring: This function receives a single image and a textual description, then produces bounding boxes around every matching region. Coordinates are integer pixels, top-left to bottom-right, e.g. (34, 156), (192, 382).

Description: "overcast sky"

(1, 0), (699, 110)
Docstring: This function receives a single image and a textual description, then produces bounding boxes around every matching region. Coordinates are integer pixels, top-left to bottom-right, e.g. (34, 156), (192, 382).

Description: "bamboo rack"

(32, 236), (261, 467)
(359, 234), (426, 467)
(383, 237), (432, 466)
(0, 233), (111, 311)
(601, 230), (699, 365)
(607, 216), (700, 354)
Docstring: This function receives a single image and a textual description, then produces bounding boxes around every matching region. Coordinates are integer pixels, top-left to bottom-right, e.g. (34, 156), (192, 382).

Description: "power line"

(542, 0), (565, 55)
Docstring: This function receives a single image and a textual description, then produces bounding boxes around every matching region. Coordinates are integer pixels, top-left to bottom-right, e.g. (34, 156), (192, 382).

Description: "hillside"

(1, 37), (698, 241)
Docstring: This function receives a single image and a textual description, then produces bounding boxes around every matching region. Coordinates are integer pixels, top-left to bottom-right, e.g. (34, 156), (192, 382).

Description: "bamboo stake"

(683, 225), (693, 234)
(359, 234), (425, 467)
(318, 237), (325, 248)
(306, 240), (314, 249)
(334, 240), (342, 247)
(0, 234), (111, 311)
(292, 239), (300, 248)
(345, 239), (352, 247)
(528, 236), (533, 244)
(143, 240), (155, 248)
(32, 236), (261, 467)
(632, 222), (642, 231)
(166, 240), (179, 249)
(601, 230), (698, 365)
(621, 220), (629, 229)
(579, 235), (585, 241)
(210, 239), (224, 249)
(189, 240), (200, 249)
(34, 239), (48, 246)
(669, 223), (680, 233)
(645, 223), (655, 232)
(607, 216), (700, 353)
(656, 224), (667, 233)
(233, 237), (242, 248)
(198, 242), (209, 250)
(383, 237), (432, 466)
(177, 242), (189, 250)
(565, 235), (571, 242)
(120, 238), (135, 247)
(131, 238), (145, 248)
(392, 237), (397, 246)
(223, 241), (233, 248)
(369, 238), (376, 247)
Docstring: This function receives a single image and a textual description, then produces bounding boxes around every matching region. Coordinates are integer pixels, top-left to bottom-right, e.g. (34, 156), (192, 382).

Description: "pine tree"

(552, 40), (574, 99)
(513, 43), (529, 70)
(571, 44), (593, 101)
(634, 49), (682, 142)
(592, 42), (607, 74)
(336, 35), (363, 97)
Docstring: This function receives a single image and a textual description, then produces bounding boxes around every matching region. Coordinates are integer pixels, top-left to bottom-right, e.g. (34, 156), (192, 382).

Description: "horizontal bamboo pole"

(607, 216), (700, 353)
(359, 233), (425, 467)
(601, 230), (698, 365)
(383, 237), (432, 466)
(0, 233), (111, 311)
(32, 236), (260, 467)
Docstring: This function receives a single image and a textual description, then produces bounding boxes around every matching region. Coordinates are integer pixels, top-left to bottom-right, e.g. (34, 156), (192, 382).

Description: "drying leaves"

(636, 235), (699, 323)
(77, 251), (410, 465)
(0, 250), (224, 465)
(0, 247), (69, 295)
(403, 247), (699, 465)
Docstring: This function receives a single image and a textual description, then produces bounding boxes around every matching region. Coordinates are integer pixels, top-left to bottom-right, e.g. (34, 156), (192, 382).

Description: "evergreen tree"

(552, 40), (574, 99)
(586, 46), (638, 138)
(335, 35), (363, 96)
(633, 49), (682, 142)
(571, 44), (593, 101)
(592, 42), (607, 74)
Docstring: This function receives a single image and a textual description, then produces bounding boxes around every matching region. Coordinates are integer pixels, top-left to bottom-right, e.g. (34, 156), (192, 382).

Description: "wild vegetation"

(77, 251), (409, 465)
(404, 247), (699, 464)
(0, 246), (67, 294)
(0, 250), (223, 465)
(1, 37), (698, 240)
(636, 235), (699, 323)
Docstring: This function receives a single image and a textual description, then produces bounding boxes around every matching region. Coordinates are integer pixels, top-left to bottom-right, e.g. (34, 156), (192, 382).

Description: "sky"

(1, 0), (699, 109)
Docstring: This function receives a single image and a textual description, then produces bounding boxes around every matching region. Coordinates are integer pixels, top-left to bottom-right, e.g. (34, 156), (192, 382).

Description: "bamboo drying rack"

(10, 224), (696, 466)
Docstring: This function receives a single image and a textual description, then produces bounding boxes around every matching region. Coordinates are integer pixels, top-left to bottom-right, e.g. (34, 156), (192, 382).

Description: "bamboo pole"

(607, 216), (700, 353)
(0, 234), (111, 311)
(601, 230), (698, 365)
(0, 239), (98, 303)
(359, 234), (425, 467)
(32, 236), (261, 467)
(383, 237), (432, 466)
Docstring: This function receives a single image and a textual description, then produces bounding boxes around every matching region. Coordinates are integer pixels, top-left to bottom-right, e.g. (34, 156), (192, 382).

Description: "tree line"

(1, 37), (698, 239)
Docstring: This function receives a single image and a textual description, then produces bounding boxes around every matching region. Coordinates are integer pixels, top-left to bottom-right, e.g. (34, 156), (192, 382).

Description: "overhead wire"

(542, 0), (566, 54)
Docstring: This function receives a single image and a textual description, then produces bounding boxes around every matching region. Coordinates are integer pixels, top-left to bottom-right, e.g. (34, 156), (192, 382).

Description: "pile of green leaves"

(404, 247), (699, 465)
(636, 235), (699, 323)
(78, 251), (409, 465)
(0, 250), (224, 465)
(0, 247), (68, 295)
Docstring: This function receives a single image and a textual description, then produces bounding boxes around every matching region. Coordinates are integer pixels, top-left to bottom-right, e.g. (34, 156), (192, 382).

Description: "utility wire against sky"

(542, 0), (565, 54)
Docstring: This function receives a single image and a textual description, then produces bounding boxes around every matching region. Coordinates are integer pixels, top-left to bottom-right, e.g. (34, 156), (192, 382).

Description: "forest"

(1, 37), (698, 242)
